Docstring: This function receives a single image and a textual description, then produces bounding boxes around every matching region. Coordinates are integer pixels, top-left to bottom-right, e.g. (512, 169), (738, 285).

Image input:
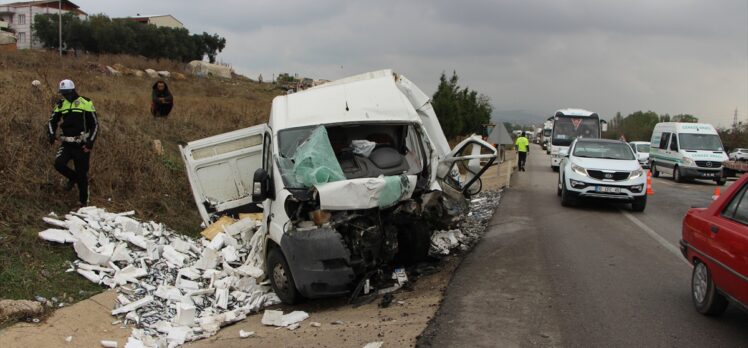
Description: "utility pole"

(733, 108), (739, 130)
(58, 0), (62, 56)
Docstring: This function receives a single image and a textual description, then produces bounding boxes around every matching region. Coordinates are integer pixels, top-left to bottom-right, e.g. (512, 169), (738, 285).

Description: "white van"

(179, 70), (497, 304)
(649, 122), (728, 185)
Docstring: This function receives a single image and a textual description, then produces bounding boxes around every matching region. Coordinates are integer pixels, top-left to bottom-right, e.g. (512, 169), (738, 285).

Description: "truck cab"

(180, 70), (497, 303)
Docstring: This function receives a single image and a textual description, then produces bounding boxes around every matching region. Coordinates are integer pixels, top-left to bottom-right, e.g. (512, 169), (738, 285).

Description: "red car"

(680, 174), (748, 315)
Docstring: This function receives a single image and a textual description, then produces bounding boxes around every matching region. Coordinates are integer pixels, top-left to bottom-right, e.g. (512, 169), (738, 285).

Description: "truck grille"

(695, 161), (722, 168)
(587, 170), (630, 181)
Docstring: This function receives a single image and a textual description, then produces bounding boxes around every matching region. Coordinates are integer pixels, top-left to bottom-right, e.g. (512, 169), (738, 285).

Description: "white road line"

(621, 211), (691, 266)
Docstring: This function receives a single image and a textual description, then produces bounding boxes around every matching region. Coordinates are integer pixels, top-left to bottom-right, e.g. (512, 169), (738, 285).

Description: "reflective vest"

(515, 136), (529, 152)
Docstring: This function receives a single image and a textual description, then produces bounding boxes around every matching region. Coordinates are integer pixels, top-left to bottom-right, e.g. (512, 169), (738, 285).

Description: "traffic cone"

(712, 187), (721, 200)
(646, 170), (654, 195)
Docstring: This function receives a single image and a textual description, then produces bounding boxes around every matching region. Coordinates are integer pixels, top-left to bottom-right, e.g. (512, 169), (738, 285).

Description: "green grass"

(0, 226), (103, 304)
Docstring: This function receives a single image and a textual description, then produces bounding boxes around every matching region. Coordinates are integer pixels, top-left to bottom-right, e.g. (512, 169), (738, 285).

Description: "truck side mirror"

(559, 149), (569, 157)
(252, 168), (270, 202)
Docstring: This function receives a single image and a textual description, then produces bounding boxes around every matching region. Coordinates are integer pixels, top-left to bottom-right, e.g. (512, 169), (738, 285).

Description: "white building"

(122, 14), (183, 29)
(0, 0), (87, 49)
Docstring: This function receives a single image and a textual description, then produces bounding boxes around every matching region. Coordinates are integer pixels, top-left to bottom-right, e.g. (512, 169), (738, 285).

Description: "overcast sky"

(74, 0), (747, 127)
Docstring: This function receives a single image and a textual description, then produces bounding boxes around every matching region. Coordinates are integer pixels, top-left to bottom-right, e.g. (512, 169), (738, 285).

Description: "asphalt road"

(419, 145), (748, 347)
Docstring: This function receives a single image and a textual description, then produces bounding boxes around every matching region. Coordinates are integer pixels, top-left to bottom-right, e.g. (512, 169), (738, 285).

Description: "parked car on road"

(680, 174), (748, 316)
(728, 148), (748, 161)
(629, 141), (651, 168)
(557, 138), (647, 211)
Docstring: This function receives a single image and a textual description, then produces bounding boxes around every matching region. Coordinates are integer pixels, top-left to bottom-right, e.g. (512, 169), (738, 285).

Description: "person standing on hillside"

(47, 79), (99, 206)
(515, 131), (529, 172)
(151, 80), (174, 117)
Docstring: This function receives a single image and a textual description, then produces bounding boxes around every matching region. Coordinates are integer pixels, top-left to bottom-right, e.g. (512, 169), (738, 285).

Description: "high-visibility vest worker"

(515, 132), (530, 171)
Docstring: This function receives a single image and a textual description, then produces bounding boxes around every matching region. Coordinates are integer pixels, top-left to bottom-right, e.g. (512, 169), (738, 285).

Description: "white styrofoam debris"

(100, 340), (118, 348)
(363, 342), (384, 348)
(174, 303), (196, 326)
(38, 229), (76, 243)
(261, 310), (284, 326)
(288, 323), (300, 330)
(310, 322), (321, 327)
(261, 310), (310, 327)
(112, 296), (153, 315)
(77, 269), (102, 283)
(38, 207), (280, 346)
(239, 330), (254, 338)
(65, 336), (73, 343)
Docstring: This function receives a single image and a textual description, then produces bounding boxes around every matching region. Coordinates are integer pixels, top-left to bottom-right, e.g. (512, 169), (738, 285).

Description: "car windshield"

(543, 129), (551, 137)
(636, 144), (650, 153)
(678, 134), (723, 151)
(552, 117), (600, 146)
(573, 142), (635, 160)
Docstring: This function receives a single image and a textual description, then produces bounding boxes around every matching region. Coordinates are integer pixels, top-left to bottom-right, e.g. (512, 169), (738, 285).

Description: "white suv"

(558, 138), (647, 211)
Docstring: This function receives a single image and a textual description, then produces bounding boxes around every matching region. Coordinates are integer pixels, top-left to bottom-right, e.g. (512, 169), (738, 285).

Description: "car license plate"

(703, 173), (714, 177)
(595, 186), (620, 193)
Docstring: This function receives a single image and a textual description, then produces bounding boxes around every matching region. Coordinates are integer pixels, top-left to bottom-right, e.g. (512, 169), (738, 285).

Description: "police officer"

(515, 131), (529, 171)
(47, 79), (99, 206)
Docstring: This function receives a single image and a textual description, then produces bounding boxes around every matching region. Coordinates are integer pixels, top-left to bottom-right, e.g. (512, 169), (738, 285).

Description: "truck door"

(436, 135), (498, 197)
(179, 124), (270, 225)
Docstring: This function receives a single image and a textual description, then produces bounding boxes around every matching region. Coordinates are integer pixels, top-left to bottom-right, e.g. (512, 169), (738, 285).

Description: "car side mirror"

(252, 168), (270, 202)
(559, 149), (569, 157)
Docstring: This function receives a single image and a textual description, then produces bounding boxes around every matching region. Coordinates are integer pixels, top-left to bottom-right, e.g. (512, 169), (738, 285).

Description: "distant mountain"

(490, 109), (550, 127)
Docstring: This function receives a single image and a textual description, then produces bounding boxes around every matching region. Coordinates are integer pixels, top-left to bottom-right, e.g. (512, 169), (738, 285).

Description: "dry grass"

(0, 50), (281, 303)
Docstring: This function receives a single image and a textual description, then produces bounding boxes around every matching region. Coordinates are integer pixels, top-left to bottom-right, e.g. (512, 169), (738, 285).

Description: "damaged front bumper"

(279, 226), (356, 298)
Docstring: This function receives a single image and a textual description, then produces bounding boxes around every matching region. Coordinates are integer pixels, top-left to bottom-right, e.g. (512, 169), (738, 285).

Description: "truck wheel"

(673, 166), (684, 183)
(631, 195), (647, 212)
(715, 178), (726, 186)
(692, 261), (728, 316)
(267, 248), (301, 304)
(557, 176), (562, 196)
(651, 163), (660, 178)
(552, 166), (559, 172)
(560, 182), (576, 207)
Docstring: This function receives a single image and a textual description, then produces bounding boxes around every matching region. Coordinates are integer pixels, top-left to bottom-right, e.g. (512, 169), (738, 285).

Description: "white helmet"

(58, 79), (75, 91)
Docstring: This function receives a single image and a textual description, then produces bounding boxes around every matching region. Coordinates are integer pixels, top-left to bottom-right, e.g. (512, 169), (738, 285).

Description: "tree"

(671, 114), (698, 123)
(32, 13), (226, 63)
(432, 71), (493, 139)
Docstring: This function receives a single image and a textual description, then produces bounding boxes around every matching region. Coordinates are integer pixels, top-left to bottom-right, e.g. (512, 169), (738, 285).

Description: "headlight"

(629, 168), (644, 179)
(571, 163), (588, 176)
(682, 157), (695, 166)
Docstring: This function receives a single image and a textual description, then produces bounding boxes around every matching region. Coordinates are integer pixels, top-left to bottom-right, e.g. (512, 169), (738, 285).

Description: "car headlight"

(682, 157), (695, 166)
(629, 168), (644, 179)
(571, 163), (588, 176)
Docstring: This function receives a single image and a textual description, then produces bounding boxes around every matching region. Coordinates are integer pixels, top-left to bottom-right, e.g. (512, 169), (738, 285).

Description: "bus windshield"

(678, 134), (723, 151)
(552, 117), (600, 146)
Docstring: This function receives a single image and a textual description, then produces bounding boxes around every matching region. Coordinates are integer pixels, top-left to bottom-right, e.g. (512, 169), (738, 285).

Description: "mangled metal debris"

(429, 190), (502, 257)
(38, 207), (280, 347)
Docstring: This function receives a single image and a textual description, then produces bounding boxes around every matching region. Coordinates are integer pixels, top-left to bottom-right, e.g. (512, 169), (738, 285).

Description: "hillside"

(0, 51), (280, 306)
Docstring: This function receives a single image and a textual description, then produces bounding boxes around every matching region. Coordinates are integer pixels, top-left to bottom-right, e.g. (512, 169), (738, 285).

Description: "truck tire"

(631, 195), (647, 212)
(715, 178), (727, 186)
(557, 176), (562, 196)
(552, 166), (559, 172)
(396, 222), (431, 265)
(673, 166), (684, 183)
(651, 162), (660, 178)
(692, 261), (728, 316)
(267, 248), (301, 304)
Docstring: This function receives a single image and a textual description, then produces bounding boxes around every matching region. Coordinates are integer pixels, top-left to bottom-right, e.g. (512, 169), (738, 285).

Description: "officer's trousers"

(54, 143), (90, 205)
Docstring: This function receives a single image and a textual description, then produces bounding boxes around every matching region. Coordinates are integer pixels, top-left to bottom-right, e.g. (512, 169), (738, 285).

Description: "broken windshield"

(277, 123), (427, 189)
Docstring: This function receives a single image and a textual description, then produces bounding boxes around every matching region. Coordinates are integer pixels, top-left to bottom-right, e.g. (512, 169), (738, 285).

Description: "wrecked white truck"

(179, 70), (497, 304)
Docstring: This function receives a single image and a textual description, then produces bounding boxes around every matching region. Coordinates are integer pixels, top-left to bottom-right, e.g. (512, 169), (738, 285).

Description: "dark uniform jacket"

(48, 96), (99, 149)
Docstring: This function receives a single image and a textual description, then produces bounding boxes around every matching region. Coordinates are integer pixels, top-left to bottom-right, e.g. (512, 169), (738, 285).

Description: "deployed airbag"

(292, 126), (346, 187)
(315, 175), (417, 210)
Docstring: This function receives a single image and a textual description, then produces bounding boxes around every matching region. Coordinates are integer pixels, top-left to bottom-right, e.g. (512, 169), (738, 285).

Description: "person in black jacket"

(151, 80), (174, 117)
(47, 79), (99, 206)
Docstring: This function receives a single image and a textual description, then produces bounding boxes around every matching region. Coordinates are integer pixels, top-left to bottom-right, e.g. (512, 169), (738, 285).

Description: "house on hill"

(0, 0), (87, 49)
(119, 14), (183, 29)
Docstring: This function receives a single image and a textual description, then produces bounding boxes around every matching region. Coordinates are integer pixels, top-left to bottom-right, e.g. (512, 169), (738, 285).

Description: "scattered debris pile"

(430, 190), (502, 256)
(37, 207), (280, 347)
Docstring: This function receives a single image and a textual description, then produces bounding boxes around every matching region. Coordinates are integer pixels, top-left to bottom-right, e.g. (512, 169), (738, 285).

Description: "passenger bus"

(549, 108), (607, 171)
